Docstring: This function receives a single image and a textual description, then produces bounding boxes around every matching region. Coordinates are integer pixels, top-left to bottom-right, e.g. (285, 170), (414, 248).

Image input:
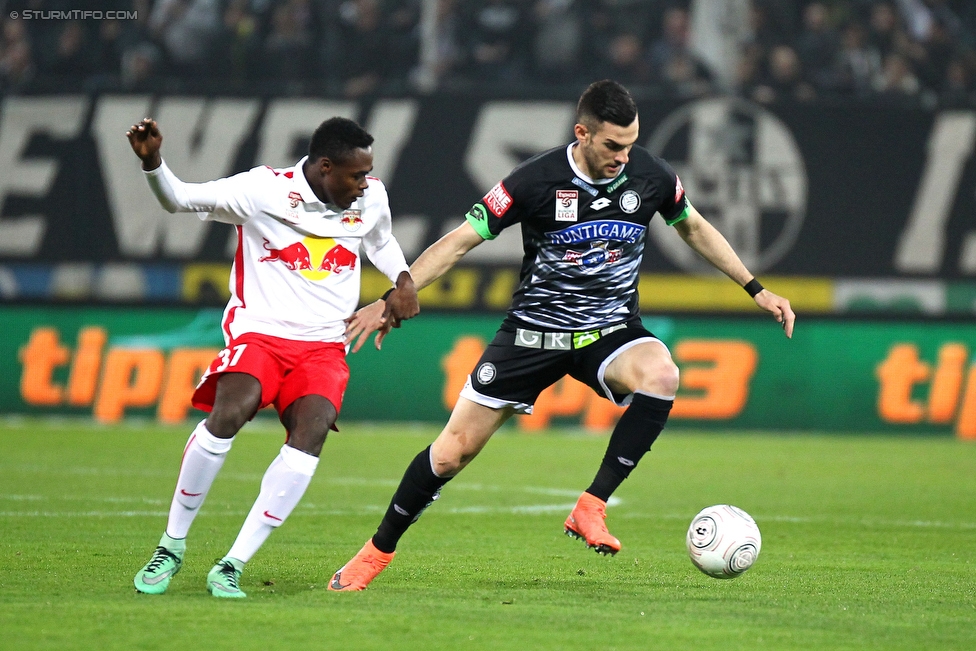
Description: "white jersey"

(145, 157), (409, 343)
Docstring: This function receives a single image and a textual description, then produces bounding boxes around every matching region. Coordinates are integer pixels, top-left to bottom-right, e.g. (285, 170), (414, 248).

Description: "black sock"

(586, 393), (672, 502)
(372, 446), (452, 553)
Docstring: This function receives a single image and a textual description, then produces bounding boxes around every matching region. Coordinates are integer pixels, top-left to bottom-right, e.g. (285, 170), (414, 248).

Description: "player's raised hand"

(125, 118), (162, 171)
(754, 290), (795, 338)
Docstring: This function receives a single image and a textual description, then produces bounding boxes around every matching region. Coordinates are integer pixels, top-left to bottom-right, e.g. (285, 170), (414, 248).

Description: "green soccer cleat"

(207, 558), (246, 598)
(133, 535), (185, 595)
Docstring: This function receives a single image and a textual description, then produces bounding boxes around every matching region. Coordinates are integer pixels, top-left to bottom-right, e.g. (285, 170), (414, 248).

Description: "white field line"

(0, 465), (268, 482)
(2, 510), (974, 530)
(1, 509), (974, 529)
(3, 480), (974, 530)
(620, 511), (976, 530)
(0, 511), (172, 517)
(0, 479), (618, 518)
(1, 494), (167, 504)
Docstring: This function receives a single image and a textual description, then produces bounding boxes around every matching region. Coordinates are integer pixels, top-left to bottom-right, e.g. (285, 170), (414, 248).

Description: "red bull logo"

(259, 238), (313, 270)
(259, 237), (358, 278)
(318, 244), (357, 273)
(340, 209), (363, 232)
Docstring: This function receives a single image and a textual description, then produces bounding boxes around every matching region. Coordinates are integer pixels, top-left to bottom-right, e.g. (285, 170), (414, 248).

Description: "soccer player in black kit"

(332, 80), (796, 591)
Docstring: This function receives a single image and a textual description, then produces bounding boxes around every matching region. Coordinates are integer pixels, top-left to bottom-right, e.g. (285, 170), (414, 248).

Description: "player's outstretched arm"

(126, 118), (163, 171)
(410, 221), (485, 289)
(345, 222), (484, 353)
(126, 117), (235, 217)
(674, 208), (795, 338)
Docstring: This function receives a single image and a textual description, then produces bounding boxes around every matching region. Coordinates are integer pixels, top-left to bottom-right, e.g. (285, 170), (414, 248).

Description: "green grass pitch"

(1, 419), (974, 651)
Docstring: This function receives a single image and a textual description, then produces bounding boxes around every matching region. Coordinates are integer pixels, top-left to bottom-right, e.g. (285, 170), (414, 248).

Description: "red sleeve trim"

(222, 225), (246, 340)
(263, 166), (294, 179)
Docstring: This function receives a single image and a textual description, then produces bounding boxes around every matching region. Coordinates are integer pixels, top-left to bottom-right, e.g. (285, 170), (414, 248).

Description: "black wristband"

(381, 288), (395, 301)
(743, 278), (764, 298)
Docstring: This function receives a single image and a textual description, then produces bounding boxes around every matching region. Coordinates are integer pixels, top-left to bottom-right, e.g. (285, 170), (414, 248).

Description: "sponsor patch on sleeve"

(483, 181), (513, 217)
(674, 174), (685, 204)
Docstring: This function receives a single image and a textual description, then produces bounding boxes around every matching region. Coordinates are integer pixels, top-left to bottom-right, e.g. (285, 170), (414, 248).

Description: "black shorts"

(459, 320), (665, 413)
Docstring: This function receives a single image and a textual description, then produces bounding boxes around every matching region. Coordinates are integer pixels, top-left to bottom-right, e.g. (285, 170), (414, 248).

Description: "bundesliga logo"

(555, 190), (578, 222)
(284, 191), (303, 223)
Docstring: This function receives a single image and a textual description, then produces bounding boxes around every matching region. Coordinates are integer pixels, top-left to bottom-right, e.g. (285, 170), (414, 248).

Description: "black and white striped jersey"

(464, 142), (690, 330)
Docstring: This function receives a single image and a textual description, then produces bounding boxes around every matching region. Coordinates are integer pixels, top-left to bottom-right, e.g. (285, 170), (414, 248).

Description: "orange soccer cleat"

(564, 492), (621, 556)
(328, 539), (395, 591)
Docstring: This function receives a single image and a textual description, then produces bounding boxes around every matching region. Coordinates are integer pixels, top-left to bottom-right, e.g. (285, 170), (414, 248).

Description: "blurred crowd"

(1, 0), (976, 107)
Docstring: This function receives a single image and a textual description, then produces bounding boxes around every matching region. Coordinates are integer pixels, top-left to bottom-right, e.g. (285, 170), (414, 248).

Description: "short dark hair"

(308, 117), (374, 163)
(577, 80), (638, 129)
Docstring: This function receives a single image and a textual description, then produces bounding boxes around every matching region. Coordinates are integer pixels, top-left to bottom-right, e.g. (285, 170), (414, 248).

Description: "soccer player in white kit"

(126, 116), (418, 598)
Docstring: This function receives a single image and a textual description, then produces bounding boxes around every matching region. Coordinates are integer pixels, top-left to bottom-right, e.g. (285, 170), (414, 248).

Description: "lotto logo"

(590, 197), (612, 211)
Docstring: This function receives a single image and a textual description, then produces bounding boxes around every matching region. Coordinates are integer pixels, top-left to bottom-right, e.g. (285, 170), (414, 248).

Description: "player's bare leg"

(330, 399), (512, 591)
(134, 373), (261, 594)
(209, 394), (335, 598)
(428, 397), (513, 476)
(565, 341), (677, 555)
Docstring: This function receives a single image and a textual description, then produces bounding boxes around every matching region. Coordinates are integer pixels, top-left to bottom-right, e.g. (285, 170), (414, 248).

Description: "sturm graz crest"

(646, 98), (807, 273)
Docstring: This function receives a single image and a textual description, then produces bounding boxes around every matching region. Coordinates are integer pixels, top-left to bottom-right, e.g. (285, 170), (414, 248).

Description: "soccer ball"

(686, 504), (762, 579)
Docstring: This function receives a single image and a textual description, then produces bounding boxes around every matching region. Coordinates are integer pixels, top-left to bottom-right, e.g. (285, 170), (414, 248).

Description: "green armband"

(464, 204), (496, 240)
(665, 201), (692, 226)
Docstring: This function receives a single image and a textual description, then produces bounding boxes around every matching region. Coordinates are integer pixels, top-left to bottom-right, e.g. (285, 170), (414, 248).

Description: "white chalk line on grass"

(0, 479), (618, 518)
(1, 508), (974, 530)
(622, 512), (976, 530)
(1, 494), (167, 504)
(0, 464), (269, 482)
(2, 509), (974, 530)
(0, 511), (172, 517)
(3, 480), (974, 530)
